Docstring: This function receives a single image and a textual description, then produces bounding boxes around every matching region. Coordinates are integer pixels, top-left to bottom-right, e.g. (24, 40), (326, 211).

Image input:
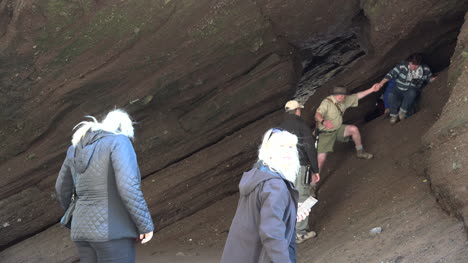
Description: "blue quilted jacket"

(55, 130), (154, 241)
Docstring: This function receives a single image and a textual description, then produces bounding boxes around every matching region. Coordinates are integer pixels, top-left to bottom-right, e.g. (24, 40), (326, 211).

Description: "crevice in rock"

(294, 34), (365, 102)
(350, 9), (372, 55)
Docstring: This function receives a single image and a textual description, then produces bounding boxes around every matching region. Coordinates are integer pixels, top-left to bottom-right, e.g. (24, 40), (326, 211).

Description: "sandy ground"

(136, 167), (468, 263)
(134, 71), (468, 263)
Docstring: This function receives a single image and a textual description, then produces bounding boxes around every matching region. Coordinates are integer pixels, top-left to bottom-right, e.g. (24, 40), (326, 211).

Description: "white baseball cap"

(284, 100), (304, 111)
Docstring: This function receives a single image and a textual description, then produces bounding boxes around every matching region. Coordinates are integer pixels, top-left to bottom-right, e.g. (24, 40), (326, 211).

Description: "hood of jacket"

(239, 163), (287, 196)
(74, 130), (111, 173)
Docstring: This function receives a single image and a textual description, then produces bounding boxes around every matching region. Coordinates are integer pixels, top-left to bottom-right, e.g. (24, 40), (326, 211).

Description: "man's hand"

(358, 82), (384, 99)
(323, 120), (334, 129)
(371, 83), (381, 92)
(297, 206), (311, 222)
(311, 173), (320, 184)
(371, 78), (389, 92)
(140, 231), (153, 244)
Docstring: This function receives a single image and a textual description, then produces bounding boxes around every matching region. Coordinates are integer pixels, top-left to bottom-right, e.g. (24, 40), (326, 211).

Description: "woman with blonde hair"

(55, 109), (154, 263)
(222, 128), (308, 263)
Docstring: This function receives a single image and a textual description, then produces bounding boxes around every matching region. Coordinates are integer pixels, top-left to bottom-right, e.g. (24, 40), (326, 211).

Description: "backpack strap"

(325, 98), (344, 116)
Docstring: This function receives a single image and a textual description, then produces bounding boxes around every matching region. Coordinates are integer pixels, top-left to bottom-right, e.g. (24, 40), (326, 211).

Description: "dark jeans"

(75, 238), (136, 263)
(388, 87), (419, 117)
(383, 79), (396, 109)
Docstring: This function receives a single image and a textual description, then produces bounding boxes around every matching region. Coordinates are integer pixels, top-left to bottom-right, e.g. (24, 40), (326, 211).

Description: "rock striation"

(0, 1), (467, 261)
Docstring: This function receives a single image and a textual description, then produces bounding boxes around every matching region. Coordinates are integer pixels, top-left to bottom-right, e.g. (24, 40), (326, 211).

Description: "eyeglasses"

(268, 128), (284, 140)
(271, 128), (283, 133)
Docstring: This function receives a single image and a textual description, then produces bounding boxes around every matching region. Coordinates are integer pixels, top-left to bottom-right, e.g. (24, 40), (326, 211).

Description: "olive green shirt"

(316, 94), (358, 131)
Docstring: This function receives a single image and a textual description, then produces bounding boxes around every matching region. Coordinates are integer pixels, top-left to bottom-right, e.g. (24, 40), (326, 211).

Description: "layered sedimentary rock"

(0, 0), (297, 249)
(423, 12), (468, 237)
(0, 0), (467, 261)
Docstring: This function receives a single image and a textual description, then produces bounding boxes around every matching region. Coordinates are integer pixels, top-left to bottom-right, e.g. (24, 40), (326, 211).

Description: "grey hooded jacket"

(221, 165), (298, 263)
(55, 130), (154, 241)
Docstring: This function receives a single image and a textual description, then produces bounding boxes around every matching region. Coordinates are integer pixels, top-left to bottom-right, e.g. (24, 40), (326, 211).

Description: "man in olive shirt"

(315, 85), (380, 171)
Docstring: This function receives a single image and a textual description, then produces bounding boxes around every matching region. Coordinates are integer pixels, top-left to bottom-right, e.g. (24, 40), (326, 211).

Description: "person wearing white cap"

(280, 100), (320, 243)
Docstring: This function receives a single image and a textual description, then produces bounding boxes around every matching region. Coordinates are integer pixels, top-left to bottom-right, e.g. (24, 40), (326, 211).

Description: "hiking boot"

(296, 231), (317, 244)
(357, 149), (373, 159)
(390, 116), (399, 125)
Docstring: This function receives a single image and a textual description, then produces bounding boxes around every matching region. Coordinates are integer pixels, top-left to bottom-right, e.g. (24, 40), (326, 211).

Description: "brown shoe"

(357, 149), (373, 159)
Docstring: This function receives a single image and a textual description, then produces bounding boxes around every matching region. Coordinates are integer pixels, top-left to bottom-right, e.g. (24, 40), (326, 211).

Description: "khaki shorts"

(317, 125), (350, 153)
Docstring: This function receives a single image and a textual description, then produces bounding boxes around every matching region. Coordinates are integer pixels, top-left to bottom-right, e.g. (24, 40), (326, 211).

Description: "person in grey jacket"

(56, 109), (154, 263)
(221, 128), (310, 263)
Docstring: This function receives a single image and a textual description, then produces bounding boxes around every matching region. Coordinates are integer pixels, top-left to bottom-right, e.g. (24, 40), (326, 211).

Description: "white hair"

(71, 109), (134, 146)
(258, 129), (300, 183)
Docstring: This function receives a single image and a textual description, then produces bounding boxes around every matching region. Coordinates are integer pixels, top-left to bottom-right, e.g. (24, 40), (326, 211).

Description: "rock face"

(0, 0), (467, 260)
(423, 12), (468, 237)
(0, 0), (297, 249)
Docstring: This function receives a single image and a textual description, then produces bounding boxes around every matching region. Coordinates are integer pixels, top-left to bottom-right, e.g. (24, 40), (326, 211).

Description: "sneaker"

(398, 112), (406, 121)
(390, 116), (399, 125)
(356, 149), (373, 159)
(296, 231), (317, 244)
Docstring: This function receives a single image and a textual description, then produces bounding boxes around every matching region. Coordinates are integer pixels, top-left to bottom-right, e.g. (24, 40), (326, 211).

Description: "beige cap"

(284, 100), (304, 111)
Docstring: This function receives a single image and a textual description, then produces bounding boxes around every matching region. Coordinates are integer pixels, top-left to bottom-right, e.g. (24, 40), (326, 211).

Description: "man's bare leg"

(343, 125), (362, 147)
(343, 125), (373, 159)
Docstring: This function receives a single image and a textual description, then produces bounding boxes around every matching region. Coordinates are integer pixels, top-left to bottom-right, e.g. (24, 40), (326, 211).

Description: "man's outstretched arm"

(357, 84), (380, 100)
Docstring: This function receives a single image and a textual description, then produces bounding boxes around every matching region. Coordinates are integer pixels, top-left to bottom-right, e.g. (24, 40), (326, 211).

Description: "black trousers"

(75, 238), (136, 263)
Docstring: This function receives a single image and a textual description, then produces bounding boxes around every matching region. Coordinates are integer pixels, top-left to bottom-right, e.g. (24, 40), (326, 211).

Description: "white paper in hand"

(297, 197), (318, 216)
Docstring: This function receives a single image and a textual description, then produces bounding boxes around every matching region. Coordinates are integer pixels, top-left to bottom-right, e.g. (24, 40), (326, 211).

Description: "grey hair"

(71, 109), (134, 146)
(258, 129), (300, 182)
